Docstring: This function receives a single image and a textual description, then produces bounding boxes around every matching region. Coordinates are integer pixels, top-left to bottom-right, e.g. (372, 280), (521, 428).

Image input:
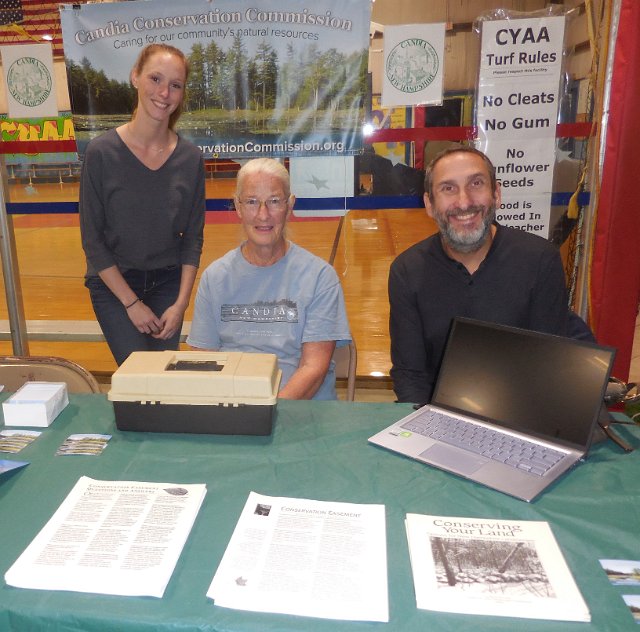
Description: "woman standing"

(187, 158), (351, 400)
(80, 44), (205, 365)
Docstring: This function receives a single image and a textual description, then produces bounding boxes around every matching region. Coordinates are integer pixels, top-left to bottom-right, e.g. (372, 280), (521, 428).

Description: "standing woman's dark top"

(80, 44), (205, 365)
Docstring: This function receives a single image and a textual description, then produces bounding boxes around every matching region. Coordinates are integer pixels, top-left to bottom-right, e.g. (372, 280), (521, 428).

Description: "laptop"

(369, 317), (616, 501)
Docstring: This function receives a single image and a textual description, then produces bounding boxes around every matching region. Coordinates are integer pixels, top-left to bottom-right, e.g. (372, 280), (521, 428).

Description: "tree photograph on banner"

(59, 0), (371, 159)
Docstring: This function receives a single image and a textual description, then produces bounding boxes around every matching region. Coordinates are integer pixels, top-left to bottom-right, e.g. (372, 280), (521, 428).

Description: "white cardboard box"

(2, 382), (69, 427)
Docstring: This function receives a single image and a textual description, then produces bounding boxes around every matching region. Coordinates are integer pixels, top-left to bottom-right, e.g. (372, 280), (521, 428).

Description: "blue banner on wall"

(60, 0), (371, 159)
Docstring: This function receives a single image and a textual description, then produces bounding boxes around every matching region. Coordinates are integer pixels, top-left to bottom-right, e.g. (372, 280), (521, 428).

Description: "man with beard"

(388, 145), (570, 404)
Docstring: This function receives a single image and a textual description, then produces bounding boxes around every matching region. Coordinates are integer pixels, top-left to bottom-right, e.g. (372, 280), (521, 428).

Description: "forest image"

(66, 34), (368, 144)
(431, 536), (555, 599)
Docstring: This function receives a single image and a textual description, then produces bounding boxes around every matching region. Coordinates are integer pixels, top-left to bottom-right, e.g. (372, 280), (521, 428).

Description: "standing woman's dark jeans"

(86, 265), (182, 365)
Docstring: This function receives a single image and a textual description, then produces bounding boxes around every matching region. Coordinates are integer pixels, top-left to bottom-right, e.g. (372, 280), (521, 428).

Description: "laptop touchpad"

(419, 444), (487, 475)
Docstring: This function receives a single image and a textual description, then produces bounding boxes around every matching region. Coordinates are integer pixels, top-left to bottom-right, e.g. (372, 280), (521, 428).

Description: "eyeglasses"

(238, 197), (288, 212)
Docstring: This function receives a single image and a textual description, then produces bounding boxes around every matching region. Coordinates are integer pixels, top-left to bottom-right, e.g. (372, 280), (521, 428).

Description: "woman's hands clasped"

(127, 301), (185, 340)
(126, 300), (164, 337)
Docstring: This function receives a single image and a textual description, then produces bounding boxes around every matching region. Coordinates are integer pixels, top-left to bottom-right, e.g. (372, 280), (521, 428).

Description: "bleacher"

(7, 159), (240, 186)
(7, 162), (82, 185)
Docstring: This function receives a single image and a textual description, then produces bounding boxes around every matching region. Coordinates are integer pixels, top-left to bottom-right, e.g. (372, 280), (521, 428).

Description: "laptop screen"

(431, 318), (616, 449)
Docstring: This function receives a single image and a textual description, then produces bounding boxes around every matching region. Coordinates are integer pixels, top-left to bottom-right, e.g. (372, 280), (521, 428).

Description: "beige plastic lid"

(108, 351), (281, 405)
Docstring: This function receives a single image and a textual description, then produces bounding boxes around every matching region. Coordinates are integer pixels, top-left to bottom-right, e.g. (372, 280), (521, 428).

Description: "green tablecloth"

(0, 395), (638, 631)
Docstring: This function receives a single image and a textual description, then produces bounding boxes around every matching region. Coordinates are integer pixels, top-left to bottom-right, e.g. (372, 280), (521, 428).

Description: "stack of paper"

(208, 492), (389, 622)
(0, 459), (28, 476)
(3, 382), (68, 427)
(405, 513), (590, 622)
(5, 476), (206, 597)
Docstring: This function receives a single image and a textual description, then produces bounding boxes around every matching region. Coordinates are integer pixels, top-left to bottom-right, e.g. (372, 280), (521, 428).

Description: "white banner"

(476, 15), (566, 237)
(1, 43), (58, 118)
(484, 138), (557, 235)
(289, 156), (354, 216)
(382, 23), (445, 107)
(60, 0), (371, 159)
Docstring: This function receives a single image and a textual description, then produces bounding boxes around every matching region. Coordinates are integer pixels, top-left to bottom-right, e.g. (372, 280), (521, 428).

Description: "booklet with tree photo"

(405, 514), (590, 622)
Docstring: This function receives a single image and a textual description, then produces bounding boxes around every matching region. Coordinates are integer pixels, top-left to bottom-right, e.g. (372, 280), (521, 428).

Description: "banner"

(475, 15), (566, 237)
(289, 155), (354, 216)
(0, 2), (66, 57)
(0, 43), (58, 118)
(381, 23), (445, 107)
(59, 0), (371, 159)
(0, 114), (76, 158)
(0, 43), (77, 161)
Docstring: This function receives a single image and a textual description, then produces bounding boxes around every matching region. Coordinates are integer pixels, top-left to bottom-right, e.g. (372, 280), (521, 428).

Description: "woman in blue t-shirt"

(187, 158), (351, 400)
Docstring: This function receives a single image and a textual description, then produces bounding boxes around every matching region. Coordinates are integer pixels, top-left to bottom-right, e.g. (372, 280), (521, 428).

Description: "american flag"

(0, 0), (66, 57)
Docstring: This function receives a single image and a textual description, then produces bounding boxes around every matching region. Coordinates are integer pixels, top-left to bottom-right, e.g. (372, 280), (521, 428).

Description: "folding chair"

(333, 341), (357, 402)
(0, 355), (101, 393)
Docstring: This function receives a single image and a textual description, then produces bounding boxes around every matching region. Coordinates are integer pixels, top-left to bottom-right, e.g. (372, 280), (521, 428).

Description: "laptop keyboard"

(401, 410), (566, 476)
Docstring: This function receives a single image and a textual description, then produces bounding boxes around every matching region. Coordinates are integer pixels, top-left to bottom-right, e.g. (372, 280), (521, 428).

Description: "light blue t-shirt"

(187, 242), (352, 400)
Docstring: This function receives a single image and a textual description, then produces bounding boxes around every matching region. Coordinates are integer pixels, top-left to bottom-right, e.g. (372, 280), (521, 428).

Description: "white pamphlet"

(405, 513), (590, 622)
(208, 492), (388, 622)
(5, 476), (206, 597)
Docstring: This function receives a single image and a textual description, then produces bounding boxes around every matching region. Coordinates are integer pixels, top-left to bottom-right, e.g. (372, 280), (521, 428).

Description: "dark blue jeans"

(85, 266), (182, 366)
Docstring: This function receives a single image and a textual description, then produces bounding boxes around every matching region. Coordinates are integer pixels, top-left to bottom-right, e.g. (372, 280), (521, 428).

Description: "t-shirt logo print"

(221, 300), (298, 323)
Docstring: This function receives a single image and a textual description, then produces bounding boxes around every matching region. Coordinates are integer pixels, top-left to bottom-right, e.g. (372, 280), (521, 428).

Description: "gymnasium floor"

(0, 177), (439, 397)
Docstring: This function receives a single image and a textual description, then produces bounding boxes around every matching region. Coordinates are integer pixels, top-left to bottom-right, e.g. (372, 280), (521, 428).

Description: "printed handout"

(55, 433), (111, 456)
(0, 429), (40, 453)
(5, 476), (206, 597)
(622, 595), (640, 625)
(599, 559), (640, 586)
(0, 459), (29, 476)
(208, 491), (388, 622)
(405, 513), (590, 622)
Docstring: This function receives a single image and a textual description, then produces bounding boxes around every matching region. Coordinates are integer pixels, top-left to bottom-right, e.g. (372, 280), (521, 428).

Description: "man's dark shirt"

(388, 223), (569, 404)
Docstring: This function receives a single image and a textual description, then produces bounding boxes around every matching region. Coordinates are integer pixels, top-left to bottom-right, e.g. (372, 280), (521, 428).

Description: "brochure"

(5, 476), (206, 597)
(405, 513), (590, 622)
(0, 429), (40, 453)
(55, 434), (111, 456)
(0, 459), (29, 476)
(599, 559), (640, 586)
(208, 491), (388, 622)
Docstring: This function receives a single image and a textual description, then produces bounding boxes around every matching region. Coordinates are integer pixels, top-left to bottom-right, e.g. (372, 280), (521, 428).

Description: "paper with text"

(5, 476), (206, 597)
(405, 513), (590, 622)
(0, 459), (29, 475)
(208, 492), (388, 622)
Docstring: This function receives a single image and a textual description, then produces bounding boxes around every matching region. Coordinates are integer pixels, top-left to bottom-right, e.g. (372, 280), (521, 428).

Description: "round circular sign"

(7, 57), (53, 107)
(386, 39), (439, 94)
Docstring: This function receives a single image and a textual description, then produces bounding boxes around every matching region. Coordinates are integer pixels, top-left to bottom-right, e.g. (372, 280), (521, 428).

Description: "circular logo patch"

(386, 39), (439, 94)
(7, 57), (52, 107)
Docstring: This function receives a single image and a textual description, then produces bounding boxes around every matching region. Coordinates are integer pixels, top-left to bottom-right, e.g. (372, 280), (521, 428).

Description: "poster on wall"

(59, 0), (371, 159)
(0, 114), (77, 163)
(0, 43), (58, 118)
(381, 23), (445, 107)
(475, 14), (566, 237)
(0, 43), (77, 163)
